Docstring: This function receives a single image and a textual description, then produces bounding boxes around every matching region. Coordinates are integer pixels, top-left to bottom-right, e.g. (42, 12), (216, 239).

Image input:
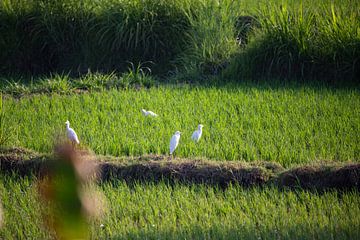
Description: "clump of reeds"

(225, 0), (360, 83)
(0, 0), (190, 75)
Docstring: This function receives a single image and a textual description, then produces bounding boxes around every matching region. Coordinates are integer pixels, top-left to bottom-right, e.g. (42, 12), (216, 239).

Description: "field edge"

(1, 147), (359, 191)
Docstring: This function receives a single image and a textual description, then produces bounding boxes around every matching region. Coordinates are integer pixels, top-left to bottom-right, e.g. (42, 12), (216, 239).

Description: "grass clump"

(175, 0), (240, 78)
(0, 64), (156, 96)
(225, 0), (360, 83)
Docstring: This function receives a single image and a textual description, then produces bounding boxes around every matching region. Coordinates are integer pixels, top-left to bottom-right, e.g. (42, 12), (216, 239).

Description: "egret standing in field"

(141, 109), (158, 117)
(65, 120), (80, 146)
(191, 124), (204, 143)
(169, 131), (181, 156)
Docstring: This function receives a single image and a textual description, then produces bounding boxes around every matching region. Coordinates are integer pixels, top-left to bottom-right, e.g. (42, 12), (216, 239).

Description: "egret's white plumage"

(65, 120), (80, 145)
(169, 131), (181, 155)
(191, 124), (204, 142)
(141, 109), (158, 117)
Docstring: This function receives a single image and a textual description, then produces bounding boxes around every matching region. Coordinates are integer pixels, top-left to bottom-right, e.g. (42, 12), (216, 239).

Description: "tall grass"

(0, 0), (190, 74)
(3, 84), (359, 166)
(1, 175), (359, 239)
(175, 0), (239, 77)
(225, 0), (360, 83)
(1, 0), (358, 83)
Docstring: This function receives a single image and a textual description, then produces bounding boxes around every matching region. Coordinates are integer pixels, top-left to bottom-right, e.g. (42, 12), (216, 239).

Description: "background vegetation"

(225, 0), (360, 83)
(1, 0), (359, 83)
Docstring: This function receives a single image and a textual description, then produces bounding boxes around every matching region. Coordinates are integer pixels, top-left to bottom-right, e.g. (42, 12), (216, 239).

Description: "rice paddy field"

(1, 176), (360, 239)
(1, 81), (359, 239)
(1, 0), (360, 239)
(2, 83), (360, 167)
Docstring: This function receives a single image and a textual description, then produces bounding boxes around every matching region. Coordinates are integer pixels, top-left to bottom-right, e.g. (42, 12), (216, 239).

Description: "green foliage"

(0, 93), (12, 146)
(1, 175), (359, 239)
(0, 0), (190, 74)
(0, 175), (53, 239)
(225, 0), (360, 83)
(2, 84), (359, 167)
(0, 68), (156, 96)
(38, 74), (73, 94)
(0, 79), (31, 96)
(176, 0), (239, 77)
(1, 0), (358, 83)
(120, 62), (155, 89)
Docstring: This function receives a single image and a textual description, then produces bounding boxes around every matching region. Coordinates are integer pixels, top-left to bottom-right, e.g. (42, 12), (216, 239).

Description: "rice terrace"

(0, 0), (359, 239)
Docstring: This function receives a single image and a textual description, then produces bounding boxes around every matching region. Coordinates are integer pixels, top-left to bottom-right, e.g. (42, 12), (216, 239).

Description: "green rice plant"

(93, 181), (360, 239)
(1, 175), (359, 239)
(0, 175), (53, 239)
(2, 83), (359, 166)
(0, 91), (17, 147)
(0, 93), (10, 146)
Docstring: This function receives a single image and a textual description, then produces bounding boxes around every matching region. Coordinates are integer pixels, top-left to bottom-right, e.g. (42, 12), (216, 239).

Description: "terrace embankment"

(1, 147), (359, 191)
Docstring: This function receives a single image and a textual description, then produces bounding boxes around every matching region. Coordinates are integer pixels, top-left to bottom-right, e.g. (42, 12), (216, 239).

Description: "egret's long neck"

(66, 124), (70, 129)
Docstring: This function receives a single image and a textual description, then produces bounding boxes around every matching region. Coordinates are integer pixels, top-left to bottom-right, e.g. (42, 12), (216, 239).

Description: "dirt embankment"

(1, 148), (359, 191)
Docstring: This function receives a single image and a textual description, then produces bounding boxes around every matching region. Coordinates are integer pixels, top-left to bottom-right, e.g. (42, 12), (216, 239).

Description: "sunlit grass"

(3, 83), (359, 167)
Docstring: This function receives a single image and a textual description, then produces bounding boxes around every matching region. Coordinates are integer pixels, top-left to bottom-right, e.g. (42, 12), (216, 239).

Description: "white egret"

(141, 109), (158, 117)
(169, 131), (181, 155)
(65, 120), (80, 145)
(191, 124), (204, 143)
